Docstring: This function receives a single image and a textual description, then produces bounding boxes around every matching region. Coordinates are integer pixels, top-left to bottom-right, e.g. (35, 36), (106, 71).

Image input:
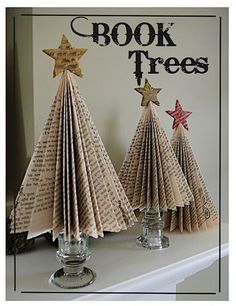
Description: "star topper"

(135, 79), (161, 107)
(166, 100), (192, 130)
(43, 34), (87, 78)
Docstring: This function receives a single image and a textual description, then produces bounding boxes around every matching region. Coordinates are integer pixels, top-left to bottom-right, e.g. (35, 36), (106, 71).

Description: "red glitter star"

(166, 100), (192, 130)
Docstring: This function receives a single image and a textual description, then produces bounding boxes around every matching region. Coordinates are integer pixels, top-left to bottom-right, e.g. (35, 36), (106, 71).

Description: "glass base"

(136, 208), (170, 250)
(49, 232), (96, 289)
(136, 234), (169, 249)
(49, 267), (96, 289)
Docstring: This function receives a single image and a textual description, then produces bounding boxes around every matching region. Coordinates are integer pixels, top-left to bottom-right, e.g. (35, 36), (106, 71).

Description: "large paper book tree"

(163, 100), (218, 232)
(10, 35), (136, 242)
(118, 79), (193, 240)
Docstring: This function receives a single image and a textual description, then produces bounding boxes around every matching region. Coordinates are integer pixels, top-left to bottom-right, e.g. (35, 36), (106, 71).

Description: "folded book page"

(118, 102), (193, 213)
(10, 70), (137, 241)
(162, 124), (218, 232)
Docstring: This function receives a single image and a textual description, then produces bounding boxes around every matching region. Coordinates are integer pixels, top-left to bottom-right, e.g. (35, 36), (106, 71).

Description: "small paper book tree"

(118, 79), (193, 249)
(163, 100), (218, 232)
(10, 35), (136, 288)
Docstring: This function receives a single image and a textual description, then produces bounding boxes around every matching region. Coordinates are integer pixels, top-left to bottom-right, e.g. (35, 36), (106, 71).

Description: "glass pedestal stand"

(49, 232), (96, 289)
(136, 208), (169, 249)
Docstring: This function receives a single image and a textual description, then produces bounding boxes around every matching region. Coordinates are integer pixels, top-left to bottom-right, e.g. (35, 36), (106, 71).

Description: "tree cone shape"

(119, 103), (193, 212)
(10, 71), (136, 241)
(163, 124), (218, 232)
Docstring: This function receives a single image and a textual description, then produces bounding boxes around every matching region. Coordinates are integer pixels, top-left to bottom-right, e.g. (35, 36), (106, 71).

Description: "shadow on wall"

(14, 45), (32, 195)
(6, 9), (34, 207)
(6, 14), (15, 202)
(6, 43), (32, 206)
(103, 105), (126, 173)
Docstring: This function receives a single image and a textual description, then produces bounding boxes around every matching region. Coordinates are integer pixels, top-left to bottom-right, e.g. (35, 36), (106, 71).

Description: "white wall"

(32, 7), (228, 223)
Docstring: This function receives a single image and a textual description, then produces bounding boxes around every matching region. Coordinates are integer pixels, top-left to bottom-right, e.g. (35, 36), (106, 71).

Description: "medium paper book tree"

(10, 35), (136, 288)
(163, 100), (218, 232)
(118, 79), (193, 249)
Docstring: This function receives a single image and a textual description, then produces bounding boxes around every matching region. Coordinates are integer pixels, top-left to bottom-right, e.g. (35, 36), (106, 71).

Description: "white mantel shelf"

(6, 222), (228, 301)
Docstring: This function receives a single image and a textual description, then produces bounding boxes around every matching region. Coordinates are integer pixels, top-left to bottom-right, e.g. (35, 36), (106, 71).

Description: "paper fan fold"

(163, 124), (218, 232)
(119, 103), (193, 212)
(10, 71), (136, 241)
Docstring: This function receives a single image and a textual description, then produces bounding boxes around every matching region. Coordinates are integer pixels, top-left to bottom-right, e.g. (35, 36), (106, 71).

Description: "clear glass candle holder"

(136, 207), (169, 249)
(49, 232), (96, 289)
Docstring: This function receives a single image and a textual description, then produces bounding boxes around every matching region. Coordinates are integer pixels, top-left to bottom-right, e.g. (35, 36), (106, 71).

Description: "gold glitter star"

(135, 79), (161, 107)
(43, 34), (87, 78)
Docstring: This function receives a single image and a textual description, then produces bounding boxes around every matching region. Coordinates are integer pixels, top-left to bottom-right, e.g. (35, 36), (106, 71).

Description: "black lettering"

(111, 23), (133, 46)
(148, 57), (164, 74)
(164, 57), (180, 73)
(92, 23), (110, 46)
(156, 23), (176, 46)
(134, 23), (155, 46)
(181, 57), (196, 73)
(128, 50), (149, 85)
(71, 16), (92, 38)
(195, 57), (209, 73)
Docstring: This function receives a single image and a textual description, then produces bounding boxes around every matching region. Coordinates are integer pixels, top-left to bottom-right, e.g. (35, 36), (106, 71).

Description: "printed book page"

(163, 124), (218, 232)
(119, 103), (193, 213)
(10, 71), (136, 241)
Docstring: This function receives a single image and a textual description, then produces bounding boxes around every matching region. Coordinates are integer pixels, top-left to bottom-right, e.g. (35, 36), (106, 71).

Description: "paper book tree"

(118, 79), (193, 249)
(163, 100), (218, 232)
(10, 35), (136, 288)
